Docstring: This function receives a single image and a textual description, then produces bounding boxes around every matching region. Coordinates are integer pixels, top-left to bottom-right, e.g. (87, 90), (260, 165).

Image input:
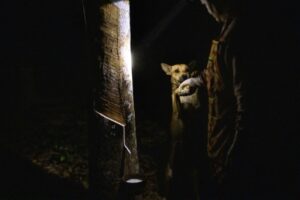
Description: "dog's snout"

(180, 75), (188, 83)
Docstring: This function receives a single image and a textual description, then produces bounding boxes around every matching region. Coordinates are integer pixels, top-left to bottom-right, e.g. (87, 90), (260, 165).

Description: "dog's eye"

(174, 69), (179, 73)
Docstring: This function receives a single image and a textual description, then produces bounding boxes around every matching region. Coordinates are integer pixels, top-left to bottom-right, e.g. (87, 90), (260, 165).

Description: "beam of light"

(134, 0), (189, 51)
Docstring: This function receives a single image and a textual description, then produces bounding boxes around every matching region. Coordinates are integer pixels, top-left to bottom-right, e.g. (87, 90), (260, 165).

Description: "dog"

(161, 62), (206, 199)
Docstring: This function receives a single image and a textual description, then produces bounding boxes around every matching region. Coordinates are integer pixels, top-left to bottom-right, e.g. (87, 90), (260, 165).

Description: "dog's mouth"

(178, 75), (189, 84)
(172, 75), (190, 89)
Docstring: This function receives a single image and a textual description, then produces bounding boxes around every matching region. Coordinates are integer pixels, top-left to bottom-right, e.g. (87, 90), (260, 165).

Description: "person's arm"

(233, 56), (244, 128)
(226, 51), (246, 163)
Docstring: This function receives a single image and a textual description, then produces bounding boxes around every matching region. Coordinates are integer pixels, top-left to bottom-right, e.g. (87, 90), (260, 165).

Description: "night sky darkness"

(2, 0), (299, 121)
(1, 0), (300, 198)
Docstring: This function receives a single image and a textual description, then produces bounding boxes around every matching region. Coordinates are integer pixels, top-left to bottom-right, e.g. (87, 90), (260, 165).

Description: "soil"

(1, 103), (169, 200)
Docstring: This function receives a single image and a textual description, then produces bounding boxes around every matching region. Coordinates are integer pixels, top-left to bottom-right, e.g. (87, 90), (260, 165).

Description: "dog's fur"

(161, 62), (206, 199)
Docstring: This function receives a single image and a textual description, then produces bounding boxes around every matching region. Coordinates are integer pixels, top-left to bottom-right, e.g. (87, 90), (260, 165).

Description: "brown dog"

(161, 62), (205, 199)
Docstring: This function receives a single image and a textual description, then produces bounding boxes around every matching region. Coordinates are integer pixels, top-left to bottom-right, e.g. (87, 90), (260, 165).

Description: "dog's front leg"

(163, 94), (184, 199)
(163, 140), (177, 199)
(170, 94), (184, 139)
(171, 93), (181, 118)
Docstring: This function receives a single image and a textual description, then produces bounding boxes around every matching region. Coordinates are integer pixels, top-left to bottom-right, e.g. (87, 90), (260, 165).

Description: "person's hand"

(175, 77), (202, 96)
(175, 83), (194, 96)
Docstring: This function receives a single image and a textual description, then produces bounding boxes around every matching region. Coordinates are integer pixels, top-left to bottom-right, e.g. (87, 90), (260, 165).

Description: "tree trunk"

(89, 0), (139, 199)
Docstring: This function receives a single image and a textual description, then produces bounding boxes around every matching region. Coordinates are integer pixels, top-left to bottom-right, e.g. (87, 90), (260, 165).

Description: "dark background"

(1, 0), (299, 199)
(2, 0), (299, 130)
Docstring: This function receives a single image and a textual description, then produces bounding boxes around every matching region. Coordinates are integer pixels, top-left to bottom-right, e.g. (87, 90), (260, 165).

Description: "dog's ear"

(188, 60), (198, 71)
(188, 60), (200, 77)
(161, 63), (172, 75)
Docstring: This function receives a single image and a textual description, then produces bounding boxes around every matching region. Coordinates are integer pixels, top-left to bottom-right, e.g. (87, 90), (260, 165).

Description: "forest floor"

(1, 103), (169, 200)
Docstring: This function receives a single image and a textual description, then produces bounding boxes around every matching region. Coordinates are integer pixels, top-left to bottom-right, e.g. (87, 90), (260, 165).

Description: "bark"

(90, 0), (139, 199)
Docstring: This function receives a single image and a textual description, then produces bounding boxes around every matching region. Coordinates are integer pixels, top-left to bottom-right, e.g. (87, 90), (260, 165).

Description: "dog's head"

(161, 62), (198, 88)
(161, 63), (190, 87)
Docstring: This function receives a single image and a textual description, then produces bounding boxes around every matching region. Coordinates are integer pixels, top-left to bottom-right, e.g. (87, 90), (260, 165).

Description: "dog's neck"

(171, 78), (180, 94)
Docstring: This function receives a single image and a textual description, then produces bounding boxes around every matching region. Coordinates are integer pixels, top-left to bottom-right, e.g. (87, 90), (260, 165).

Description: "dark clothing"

(203, 18), (245, 183)
(201, 8), (300, 199)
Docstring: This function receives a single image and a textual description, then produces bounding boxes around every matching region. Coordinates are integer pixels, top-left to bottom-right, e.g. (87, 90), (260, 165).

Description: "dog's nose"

(180, 75), (188, 82)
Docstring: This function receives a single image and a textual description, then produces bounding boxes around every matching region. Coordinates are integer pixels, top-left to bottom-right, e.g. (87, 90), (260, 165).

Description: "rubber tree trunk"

(90, 0), (139, 199)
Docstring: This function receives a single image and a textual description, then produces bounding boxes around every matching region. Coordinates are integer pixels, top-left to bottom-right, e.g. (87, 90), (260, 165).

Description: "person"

(177, 0), (247, 197)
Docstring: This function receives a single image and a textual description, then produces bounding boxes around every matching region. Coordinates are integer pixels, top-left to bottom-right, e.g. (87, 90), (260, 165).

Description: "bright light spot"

(126, 178), (143, 184)
(114, 1), (133, 85)
(123, 42), (132, 69)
